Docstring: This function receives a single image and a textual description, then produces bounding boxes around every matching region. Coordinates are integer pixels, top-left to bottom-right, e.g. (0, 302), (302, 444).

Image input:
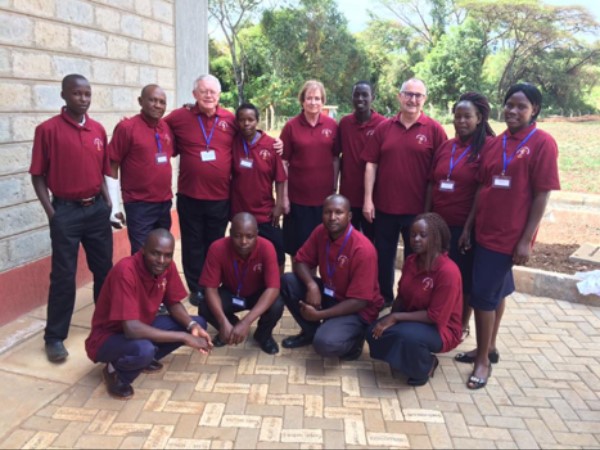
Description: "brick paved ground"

(0, 244), (599, 449)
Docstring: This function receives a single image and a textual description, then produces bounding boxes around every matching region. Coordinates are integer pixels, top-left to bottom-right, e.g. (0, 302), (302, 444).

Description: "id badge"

(492, 175), (512, 189)
(232, 296), (246, 308)
(240, 158), (254, 169)
(201, 149), (216, 162)
(439, 179), (455, 192)
(156, 154), (168, 165)
(323, 287), (335, 298)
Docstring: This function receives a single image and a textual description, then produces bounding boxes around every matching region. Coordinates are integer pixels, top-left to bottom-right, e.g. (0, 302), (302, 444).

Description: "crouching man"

(199, 212), (284, 354)
(85, 228), (212, 399)
(281, 194), (383, 359)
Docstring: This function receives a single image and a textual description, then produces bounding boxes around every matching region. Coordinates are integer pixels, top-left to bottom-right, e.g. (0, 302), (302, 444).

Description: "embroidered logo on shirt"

(259, 149), (271, 160)
(516, 146), (531, 159)
(366, 129), (376, 137)
(322, 128), (333, 138)
(93, 137), (104, 152)
(422, 277), (434, 291)
(253, 263), (263, 272)
(337, 255), (349, 268)
(158, 278), (167, 290)
(416, 134), (428, 145)
(217, 121), (229, 130)
(162, 133), (171, 147)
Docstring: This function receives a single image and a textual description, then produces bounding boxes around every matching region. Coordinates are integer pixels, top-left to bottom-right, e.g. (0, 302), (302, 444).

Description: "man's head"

(398, 78), (427, 116)
(230, 212), (258, 259)
(193, 74), (221, 114)
(352, 81), (374, 114)
(61, 74), (91, 118)
(141, 228), (175, 276)
(322, 194), (352, 239)
(139, 84), (167, 121)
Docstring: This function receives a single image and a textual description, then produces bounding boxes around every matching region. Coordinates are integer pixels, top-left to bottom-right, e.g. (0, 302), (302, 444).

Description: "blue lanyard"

(502, 128), (537, 174)
(325, 225), (353, 285)
(154, 132), (163, 154)
(197, 116), (219, 150)
(447, 143), (471, 179)
(233, 259), (249, 297)
(241, 132), (260, 159)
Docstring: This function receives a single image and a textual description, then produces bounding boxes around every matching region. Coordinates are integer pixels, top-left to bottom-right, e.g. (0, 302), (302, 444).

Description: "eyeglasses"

(196, 89), (220, 97)
(401, 91), (426, 100)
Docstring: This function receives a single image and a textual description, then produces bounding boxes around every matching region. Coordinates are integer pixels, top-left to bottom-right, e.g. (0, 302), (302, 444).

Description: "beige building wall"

(0, 0), (179, 273)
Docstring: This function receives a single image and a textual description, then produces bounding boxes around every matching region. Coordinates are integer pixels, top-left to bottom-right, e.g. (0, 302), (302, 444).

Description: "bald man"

(106, 84), (175, 254)
(199, 213), (284, 354)
(86, 229), (212, 400)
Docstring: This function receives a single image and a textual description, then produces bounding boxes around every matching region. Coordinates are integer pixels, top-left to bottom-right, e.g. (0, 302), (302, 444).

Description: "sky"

(336, 0), (600, 33)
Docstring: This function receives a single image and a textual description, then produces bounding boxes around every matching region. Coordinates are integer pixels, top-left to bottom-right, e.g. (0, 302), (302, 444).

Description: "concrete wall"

(0, 0), (208, 325)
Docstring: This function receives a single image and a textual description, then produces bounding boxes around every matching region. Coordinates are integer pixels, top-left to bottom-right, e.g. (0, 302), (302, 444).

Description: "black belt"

(53, 194), (101, 207)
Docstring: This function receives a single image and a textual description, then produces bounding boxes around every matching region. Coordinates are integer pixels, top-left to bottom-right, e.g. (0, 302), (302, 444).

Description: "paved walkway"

(0, 246), (599, 448)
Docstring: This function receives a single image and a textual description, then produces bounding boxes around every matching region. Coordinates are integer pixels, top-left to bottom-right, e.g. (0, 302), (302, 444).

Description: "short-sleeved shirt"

(230, 132), (287, 224)
(430, 136), (491, 227)
(362, 112), (447, 215)
(398, 253), (463, 352)
(199, 236), (280, 298)
(108, 113), (174, 203)
(164, 104), (236, 201)
(85, 252), (188, 361)
(29, 108), (110, 199)
(294, 223), (383, 323)
(475, 124), (560, 255)
(281, 113), (338, 206)
(336, 111), (387, 208)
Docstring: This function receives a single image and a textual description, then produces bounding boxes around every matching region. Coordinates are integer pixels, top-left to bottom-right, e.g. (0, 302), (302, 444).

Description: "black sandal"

(454, 349), (499, 364)
(467, 364), (492, 390)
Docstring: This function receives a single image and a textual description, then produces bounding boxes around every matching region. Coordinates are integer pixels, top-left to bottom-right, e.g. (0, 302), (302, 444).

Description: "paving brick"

(266, 393), (304, 406)
(76, 434), (124, 449)
(283, 405), (304, 429)
(165, 437), (211, 449)
(343, 418), (366, 445)
(198, 403), (224, 427)
(234, 428), (259, 448)
(407, 434), (433, 449)
(305, 394), (324, 418)
(22, 431), (57, 449)
(143, 389), (171, 412)
(452, 437), (496, 449)
(142, 424), (174, 449)
(553, 432), (599, 447)
(221, 414), (262, 428)
(366, 431), (410, 448)
(258, 416), (282, 442)
(281, 428), (323, 444)
(323, 407), (363, 420)
(426, 423), (453, 448)
(171, 414), (200, 439)
(403, 409), (445, 424)
(107, 422), (153, 436)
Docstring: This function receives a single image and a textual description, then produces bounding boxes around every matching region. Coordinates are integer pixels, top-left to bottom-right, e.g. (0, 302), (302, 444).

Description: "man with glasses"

(362, 78), (447, 308)
(164, 75), (236, 307)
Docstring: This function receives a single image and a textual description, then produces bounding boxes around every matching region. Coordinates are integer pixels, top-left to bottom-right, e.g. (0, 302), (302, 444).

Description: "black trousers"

(177, 194), (229, 293)
(374, 211), (415, 304)
(124, 200), (172, 254)
(45, 197), (113, 342)
(283, 203), (323, 256)
(350, 206), (374, 242)
(198, 287), (284, 342)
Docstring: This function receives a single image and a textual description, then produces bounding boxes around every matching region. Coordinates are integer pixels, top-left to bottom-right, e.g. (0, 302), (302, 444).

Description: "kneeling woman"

(367, 213), (463, 386)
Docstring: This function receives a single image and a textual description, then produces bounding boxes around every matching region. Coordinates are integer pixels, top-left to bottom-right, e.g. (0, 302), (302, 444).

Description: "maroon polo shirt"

(29, 108), (110, 199)
(281, 113), (338, 206)
(430, 137), (491, 227)
(164, 104), (236, 201)
(230, 132), (287, 224)
(362, 112), (447, 215)
(199, 236), (280, 298)
(85, 252), (188, 361)
(108, 113), (174, 203)
(397, 253), (463, 352)
(294, 223), (383, 323)
(336, 111), (387, 208)
(475, 124), (560, 255)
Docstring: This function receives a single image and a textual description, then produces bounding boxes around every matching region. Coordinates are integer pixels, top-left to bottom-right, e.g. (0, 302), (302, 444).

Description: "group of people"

(30, 71), (559, 399)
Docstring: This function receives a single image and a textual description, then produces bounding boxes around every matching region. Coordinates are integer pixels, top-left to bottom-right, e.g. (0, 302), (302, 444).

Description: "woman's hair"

(412, 212), (451, 271)
(298, 80), (326, 105)
(453, 91), (495, 161)
(503, 83), (543, 121)
(235, 102), (260, 122)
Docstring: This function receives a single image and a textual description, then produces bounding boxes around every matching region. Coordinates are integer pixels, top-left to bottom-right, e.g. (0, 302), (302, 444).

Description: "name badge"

(240, 158), (253, 169)
(201, 149), (216, 162)
(439, 179), (455, 192)
(156, 154), (168, 164)
(323, 287), (335, 297)
(232, 296), (246, 308)
(492, 175), (512, 189)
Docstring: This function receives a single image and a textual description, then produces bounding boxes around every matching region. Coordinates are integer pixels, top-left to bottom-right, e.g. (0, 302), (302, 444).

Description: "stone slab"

(0, 370), (69, 441)
(570, 242), (600, 265)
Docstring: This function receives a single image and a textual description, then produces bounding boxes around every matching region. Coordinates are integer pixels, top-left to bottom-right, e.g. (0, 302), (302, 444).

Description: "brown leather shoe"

(102, 365), (134, 400)
(142, 359), (164, 374)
